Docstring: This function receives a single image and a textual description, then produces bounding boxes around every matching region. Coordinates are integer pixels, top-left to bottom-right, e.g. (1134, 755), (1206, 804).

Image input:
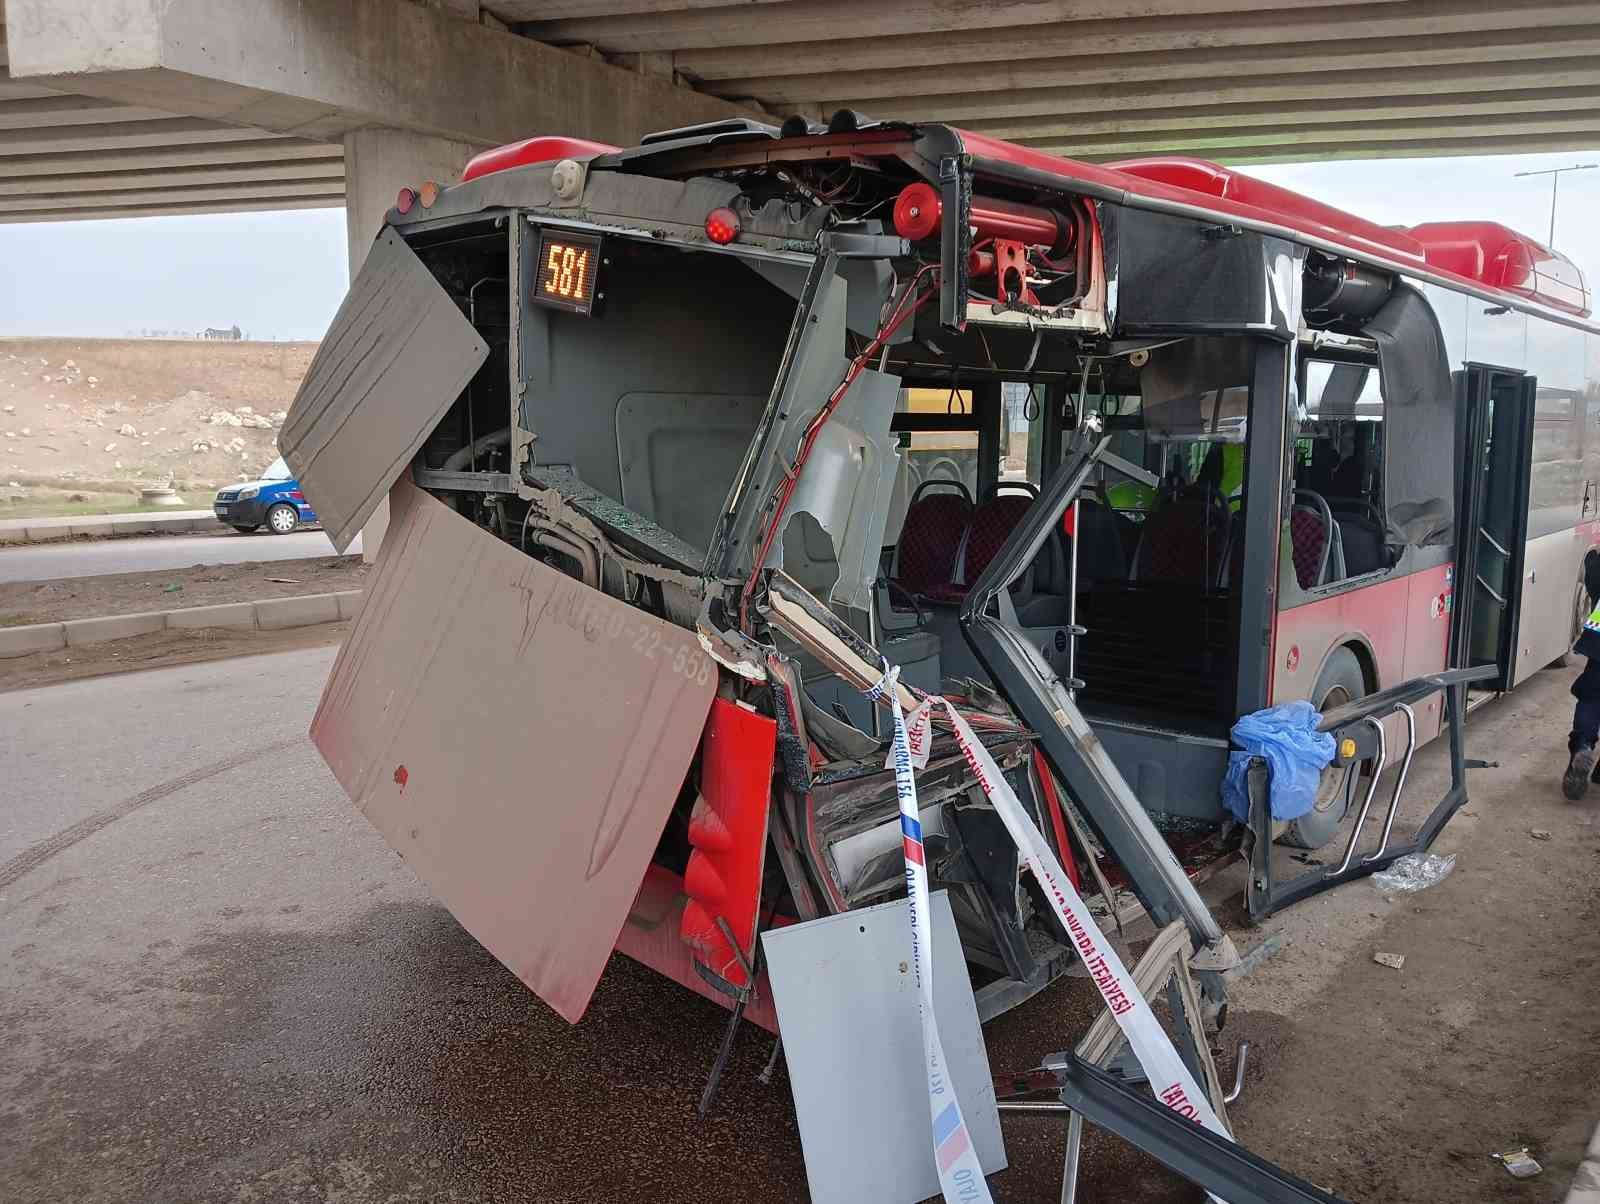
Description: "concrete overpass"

(0, 30), (344, 224)
(3, 0), (1597, 558)
(3, 0), (1599, 231)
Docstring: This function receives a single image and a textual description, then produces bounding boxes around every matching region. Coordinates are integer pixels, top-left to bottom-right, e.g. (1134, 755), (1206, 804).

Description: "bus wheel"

(1282, 647), (1367, 850)
(1555, 578), (1589, 669)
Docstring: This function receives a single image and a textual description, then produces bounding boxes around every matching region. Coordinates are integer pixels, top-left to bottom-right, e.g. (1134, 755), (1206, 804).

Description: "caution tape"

(867, 665), (995, 1204)
(898, 693), (1230, 1142)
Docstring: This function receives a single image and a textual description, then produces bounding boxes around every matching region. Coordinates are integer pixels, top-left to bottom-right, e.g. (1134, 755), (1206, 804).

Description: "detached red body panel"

(680, 698), (777, 991)
(311, 479), (716, 1023)
(618, 866), (780, 1034)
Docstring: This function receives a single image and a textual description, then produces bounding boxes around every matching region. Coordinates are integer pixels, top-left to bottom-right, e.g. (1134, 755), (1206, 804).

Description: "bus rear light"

(419, 180), (440, 209)
(705, 206), (740, 244)
(395, 186), (417, 214)
(893, 182), (941, 242)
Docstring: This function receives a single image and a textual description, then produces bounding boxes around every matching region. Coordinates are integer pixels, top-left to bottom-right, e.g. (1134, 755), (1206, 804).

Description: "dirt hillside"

(0, 337), (316, 512)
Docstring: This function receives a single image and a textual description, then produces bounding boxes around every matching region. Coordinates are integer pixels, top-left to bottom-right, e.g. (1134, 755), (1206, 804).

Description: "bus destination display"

(534, 231), (602, 315)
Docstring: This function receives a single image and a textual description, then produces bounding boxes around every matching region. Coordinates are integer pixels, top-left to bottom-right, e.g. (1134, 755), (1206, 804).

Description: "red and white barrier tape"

(868, 665), (995, 1204)
(897, 693), (1229, 1140)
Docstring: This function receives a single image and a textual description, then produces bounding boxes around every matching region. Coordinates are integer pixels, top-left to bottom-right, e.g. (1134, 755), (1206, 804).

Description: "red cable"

(1033, 746), (1082, 890)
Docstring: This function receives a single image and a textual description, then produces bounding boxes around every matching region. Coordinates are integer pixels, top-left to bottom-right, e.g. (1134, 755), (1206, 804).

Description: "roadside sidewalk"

(0, 590), (361, 659)
(0, 509), (217, 545)
(1568, 1123), (1600, 1202)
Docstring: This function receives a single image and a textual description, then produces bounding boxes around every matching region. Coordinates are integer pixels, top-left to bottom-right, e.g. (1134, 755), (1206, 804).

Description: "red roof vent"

(1405, 221), (1590, 318)
(1108, 156), (1427, 266)
(460, 135), (619, 183)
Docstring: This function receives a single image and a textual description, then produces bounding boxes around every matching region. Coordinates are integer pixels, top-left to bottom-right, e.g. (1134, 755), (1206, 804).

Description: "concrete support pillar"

(343, 127), (481, 562)
(343, 127), (480, 276)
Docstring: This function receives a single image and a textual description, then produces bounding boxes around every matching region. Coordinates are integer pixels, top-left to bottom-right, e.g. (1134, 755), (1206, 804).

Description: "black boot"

(1564, 745), (1597, 801)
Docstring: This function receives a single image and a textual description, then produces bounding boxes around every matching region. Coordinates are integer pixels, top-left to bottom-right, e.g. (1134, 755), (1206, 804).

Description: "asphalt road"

(0, 648), (824, 1204)
(3, 648), (1596, 1202)
(0, 527), (361, 583)
(0, 646), (1157, 1204)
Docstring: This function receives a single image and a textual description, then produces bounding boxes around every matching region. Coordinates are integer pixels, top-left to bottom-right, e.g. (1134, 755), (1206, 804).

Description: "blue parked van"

(213, 456), (318, 535)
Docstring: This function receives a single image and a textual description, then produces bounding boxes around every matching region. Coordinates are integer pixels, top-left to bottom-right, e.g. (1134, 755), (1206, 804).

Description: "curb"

(1566, 1121), (1600, 1202)
(0, 511), (218, 545)
(0, 591), (361, 659)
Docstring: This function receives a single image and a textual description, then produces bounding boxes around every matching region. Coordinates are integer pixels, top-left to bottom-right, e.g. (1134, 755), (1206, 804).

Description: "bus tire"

(1281, 647), (1367, 850)
(1555, 577), (1590, 669)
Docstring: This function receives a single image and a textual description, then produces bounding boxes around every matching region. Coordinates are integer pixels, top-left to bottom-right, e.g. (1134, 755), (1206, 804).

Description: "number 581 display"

(532, 229), (603, 316)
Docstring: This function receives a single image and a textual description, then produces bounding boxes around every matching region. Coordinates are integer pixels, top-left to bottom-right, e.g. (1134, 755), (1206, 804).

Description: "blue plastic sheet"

(1221, 700), (1337, 823)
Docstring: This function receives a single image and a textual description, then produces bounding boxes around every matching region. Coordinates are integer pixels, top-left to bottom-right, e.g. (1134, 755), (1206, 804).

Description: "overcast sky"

(0, 151), (1594, 341)
(0, 207), (350, 341)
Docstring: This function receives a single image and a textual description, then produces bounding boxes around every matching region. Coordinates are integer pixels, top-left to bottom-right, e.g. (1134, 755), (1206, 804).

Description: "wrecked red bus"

(282, 118), (1597, 1046)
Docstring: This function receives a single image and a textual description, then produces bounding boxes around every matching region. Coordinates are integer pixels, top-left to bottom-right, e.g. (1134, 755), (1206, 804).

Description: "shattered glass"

(1371, 851), (1456, 894)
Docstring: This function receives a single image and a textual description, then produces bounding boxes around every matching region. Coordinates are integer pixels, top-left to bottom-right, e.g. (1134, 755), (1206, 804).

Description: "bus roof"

(958, 133), (1594, 325)
(454, 122), (1595, 328)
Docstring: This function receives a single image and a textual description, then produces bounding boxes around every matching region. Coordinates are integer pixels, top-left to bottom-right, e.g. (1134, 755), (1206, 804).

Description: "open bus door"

(1452, 364), (1538, 691)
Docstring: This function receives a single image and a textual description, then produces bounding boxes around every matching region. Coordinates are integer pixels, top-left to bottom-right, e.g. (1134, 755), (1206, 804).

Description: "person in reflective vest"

(1564, 559), (1600, 800)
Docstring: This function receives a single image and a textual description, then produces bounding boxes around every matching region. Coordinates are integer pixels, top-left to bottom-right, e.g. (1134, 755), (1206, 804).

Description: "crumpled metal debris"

(1490, 1147), (1542, 1178)
(1371, 851), (1456, 894)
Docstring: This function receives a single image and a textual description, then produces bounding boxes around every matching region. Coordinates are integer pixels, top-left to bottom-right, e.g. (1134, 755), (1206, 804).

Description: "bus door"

(1452, 363), (1537, 690)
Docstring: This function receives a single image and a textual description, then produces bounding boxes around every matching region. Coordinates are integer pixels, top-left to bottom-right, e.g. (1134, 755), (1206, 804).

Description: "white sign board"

(763, 891), (1007, 1204)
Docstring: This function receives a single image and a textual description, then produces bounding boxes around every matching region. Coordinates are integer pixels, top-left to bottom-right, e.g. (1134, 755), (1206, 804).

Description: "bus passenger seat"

(1335, 513), (1385, 576)
(1131, 490), (1230, 586)
(921, 489), (1035, 605)
(1066, 496), (1128, 586)
(1290, 489), (1347, 588)
(889, 481), (972, 608)
(1290, 507), (1328, 588)
(957, 492), (1035, 589)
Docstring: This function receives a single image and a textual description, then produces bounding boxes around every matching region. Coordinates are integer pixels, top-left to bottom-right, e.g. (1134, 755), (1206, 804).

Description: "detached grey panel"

(279, 227), (489, 552)
(1367, 284), (1455, 546)
(763, 891), (1006, 1204)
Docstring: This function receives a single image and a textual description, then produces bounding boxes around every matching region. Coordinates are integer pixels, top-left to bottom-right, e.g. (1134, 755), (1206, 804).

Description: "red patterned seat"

(964, 495), (1034, 586)
(922, 492), (1034, 604)
(1290, 505), (1330, 588)
(890, 490), (972, 604)
(920, 580), (970, 605)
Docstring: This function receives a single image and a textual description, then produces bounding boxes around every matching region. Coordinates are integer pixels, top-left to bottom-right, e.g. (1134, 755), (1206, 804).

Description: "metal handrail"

(1362, 703), (1417, 864)
(1223, 1041), (1251, 1105)
(1330, 716), (1387, 877)
(1479, 526), (1511, 558)
(1474, 573), (1508, 608)
(1066, 497), (1079, 695)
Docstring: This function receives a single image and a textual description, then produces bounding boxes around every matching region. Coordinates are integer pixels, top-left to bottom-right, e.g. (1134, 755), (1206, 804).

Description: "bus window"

(883, 386), (980, 545)
(1529, 387), (1584, 537)
(1297, 358), (1389, 583)
(1004, 380), (1043, 484)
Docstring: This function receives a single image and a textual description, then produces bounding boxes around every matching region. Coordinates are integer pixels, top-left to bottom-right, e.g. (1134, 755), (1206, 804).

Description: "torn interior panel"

(781, 366), (903, 619)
